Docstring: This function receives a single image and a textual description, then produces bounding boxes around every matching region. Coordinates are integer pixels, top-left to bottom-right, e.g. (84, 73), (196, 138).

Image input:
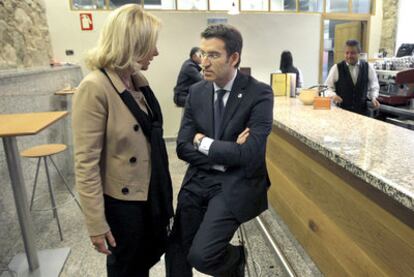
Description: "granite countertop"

(272, 97), (414, 212)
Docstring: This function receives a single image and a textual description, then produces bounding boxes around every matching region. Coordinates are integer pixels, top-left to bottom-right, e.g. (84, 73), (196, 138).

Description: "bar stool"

(20, 144), (82, 240)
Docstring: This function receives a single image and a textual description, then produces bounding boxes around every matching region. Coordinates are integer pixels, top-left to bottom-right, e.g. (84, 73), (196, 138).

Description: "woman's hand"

(91, 230), (116, 255)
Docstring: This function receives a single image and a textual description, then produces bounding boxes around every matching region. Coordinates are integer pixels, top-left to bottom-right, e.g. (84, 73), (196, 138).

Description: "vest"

(335, 60), (369, 115)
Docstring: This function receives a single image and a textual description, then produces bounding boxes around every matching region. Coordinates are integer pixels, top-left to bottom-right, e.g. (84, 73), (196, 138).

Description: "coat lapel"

(104, 68), (127, 94)
(203, 82), (215, 138)
(218, 72), (249, 139)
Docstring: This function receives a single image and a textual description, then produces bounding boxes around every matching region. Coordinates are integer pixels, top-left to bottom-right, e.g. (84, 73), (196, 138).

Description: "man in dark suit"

(174, 47), (203, 107)
(166, 24), (274, 277)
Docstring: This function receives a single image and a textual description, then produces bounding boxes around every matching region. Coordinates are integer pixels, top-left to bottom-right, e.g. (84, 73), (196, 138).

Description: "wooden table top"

(0, 111), (68, 137)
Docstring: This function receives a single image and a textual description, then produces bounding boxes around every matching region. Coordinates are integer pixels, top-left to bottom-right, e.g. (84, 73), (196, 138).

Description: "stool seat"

(21, 144), (67, 158)
(20, 142), (81, 241)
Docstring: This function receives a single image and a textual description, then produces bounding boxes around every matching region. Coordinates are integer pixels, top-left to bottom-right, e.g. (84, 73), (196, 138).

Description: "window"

(299, 0), (323, 12)
(270, 0), (296, 12)
(72, 0), (106, 9)
(144, 0), (175, 9)
(110, 0), (142, 8)
(241, 0), (269, 11)
(326, 0), (349, 12)
(352, 0), (371, 14)
(70, 0), (375, 16)
(209, 0), (233, 11)
(177, 0), (208, 10)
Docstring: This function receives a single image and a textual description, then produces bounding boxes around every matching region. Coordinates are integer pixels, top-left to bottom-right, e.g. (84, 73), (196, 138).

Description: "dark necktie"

(214, 89), (227, 139)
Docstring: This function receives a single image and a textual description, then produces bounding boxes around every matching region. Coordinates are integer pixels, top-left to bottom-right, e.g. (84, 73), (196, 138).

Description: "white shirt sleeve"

(198, 136), (214, 155)
(197, 136), (227, 172)
(297, 68), (304, 88)
(367, 64), (379, 100)
(324, 64), (339, 97)
(211, 165), (226, 172)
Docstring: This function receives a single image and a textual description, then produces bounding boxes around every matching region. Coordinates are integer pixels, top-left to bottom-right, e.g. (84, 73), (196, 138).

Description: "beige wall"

(369, 0), (383, 58)
(396, 0), (414, 49)
(44, 1), (321, 137)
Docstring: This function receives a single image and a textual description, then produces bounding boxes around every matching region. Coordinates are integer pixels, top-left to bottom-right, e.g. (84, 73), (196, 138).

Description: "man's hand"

(236, 128), (250, 145)
(91, 231), (116, 255)
(333, 95), (343, 105)
(193, 133), (205, 145)
(372, 98), (380, 109)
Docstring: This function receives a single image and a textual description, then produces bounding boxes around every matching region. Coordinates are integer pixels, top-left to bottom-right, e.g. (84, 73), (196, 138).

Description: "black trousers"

(166, 183), (242, 277)
(104, 195), (151, 277)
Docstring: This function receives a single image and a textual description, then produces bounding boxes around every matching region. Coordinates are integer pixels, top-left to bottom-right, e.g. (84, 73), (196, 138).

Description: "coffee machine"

(377, 68), (414, 106)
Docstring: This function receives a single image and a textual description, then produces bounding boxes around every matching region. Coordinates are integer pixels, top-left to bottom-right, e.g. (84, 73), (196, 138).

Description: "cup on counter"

(298, 89), (318, 105)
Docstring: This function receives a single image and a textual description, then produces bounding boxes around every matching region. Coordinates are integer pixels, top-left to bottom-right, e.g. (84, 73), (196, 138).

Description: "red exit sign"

(80, 13), (93, 31)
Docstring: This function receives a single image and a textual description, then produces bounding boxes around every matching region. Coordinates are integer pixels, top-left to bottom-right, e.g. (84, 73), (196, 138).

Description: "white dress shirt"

(197, 69), (238, 172)
(325, 60), (379, 100)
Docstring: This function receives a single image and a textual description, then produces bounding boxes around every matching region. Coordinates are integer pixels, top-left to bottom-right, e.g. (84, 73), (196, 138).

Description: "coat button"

(133, 124), (139, 131)
(129, 157), (137, 163)
(121, 187), (129, 195)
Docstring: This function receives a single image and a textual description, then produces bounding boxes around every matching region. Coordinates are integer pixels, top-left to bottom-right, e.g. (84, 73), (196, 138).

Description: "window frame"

(69, 0), (376, 16)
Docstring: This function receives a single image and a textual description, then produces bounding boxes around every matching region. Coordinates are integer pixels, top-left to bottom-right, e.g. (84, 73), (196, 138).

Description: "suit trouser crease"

(166, 183), (242, 277)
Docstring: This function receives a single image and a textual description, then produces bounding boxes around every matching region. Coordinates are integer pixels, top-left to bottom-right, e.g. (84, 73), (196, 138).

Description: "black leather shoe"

(215, 246), (247, 277)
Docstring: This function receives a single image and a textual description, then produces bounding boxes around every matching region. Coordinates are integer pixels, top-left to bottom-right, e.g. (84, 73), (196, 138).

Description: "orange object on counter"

(313, 97), (331, 110)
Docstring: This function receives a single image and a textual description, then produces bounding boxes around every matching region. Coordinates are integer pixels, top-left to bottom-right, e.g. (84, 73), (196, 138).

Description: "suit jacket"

(173, 59), (203, 107)
(177, 71), (274, 223)
(72, 68), (152, 236)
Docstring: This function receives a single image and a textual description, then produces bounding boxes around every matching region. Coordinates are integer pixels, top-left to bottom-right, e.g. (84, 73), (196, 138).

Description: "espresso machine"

(377, 68), (414, 106)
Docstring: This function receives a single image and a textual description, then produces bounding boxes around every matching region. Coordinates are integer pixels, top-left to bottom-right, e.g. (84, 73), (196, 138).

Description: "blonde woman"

(72, 4), (173, 276)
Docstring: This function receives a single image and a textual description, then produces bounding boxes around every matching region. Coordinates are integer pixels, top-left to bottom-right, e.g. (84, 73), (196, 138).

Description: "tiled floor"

(0, 142), (208, 277)
(0, 141), (322, 277)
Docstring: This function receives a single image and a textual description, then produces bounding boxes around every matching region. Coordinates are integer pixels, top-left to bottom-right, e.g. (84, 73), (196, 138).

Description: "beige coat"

(72, 68), (151, 236)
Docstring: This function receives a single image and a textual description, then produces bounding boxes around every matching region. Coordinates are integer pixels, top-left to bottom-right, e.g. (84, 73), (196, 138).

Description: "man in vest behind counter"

(325, 39), (380, 115)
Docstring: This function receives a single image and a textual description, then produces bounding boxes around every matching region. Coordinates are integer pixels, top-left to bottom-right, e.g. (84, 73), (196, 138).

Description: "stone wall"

(380, 0), (399, 56)
(0, 0), (53, 69)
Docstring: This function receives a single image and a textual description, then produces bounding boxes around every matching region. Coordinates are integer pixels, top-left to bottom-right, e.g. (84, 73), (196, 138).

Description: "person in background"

(174, 47), (203, 107)
(72, 4), (173, 277)
(279, 50), (304, 88)
(166, 24), (274, 277)
(325, 39), (380, 115)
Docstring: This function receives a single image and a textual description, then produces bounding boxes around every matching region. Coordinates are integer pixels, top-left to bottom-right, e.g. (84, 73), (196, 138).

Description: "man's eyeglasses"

(200, 51), (222, 60)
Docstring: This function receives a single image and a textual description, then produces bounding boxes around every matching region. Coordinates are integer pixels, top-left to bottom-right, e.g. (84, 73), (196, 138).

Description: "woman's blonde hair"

(85, 4), (161, 71)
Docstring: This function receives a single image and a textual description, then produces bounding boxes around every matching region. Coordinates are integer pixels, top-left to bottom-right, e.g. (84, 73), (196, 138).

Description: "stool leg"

(29, 158), (42, 211)
(44, 157), (64, 241)
(49, 156), (82, 212)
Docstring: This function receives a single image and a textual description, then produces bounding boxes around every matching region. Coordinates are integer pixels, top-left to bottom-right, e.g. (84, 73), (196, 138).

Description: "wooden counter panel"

(266, 128), (414, 276)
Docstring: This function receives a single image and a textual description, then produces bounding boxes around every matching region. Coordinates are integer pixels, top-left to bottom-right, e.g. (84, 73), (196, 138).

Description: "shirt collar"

(213, 70), (238, 93)
(346, 60), (360, 67)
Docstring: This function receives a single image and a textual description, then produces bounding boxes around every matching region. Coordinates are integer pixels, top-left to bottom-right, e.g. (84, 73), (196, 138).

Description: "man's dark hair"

(189, 47), (200, 58)
(201, 24), (243, 67)
(345, 39), (361, 53)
